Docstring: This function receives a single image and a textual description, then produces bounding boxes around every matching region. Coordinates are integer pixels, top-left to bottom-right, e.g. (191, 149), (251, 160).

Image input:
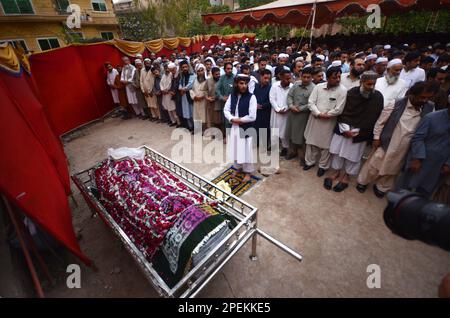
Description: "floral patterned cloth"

(94, 157), (204, 260)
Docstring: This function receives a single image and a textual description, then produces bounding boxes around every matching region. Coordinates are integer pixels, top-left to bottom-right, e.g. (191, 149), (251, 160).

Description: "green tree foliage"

(238, 0), (272, 10)
(338, 10), (450, 35)
(117, 2), (450, 42)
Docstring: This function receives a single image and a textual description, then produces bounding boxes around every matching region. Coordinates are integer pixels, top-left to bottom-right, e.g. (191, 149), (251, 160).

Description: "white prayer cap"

(279, 53), (289, 59)
(193, 58), (200, 64)
(224, 47), (231, 52)
(134, 59), (143, 65)
(403, 43), (409, 47)
(201, 46), (205, 49)
(442, 65), (449, 71)
(317, 54), (325, 61)
(376, 57), (388, 64)
(144, 58), (151, 63)
(331, 60), (342, 67)
(210, 45), (215, 49)
(167, 62), (177, 69)
(263, 44), (269, 48)
(221, 42), (226, 46)
(365, 54), (378, 62)
(195, 63), (205, 72)
(387, 58), (403, 68)
(208, 50), (212, 54)
(135, 53), (143, 58)
(232, 61), (239, 66)
(205, 56), (216, 66)
(295, 56), (304, 62)
(384, 45), (391, 50)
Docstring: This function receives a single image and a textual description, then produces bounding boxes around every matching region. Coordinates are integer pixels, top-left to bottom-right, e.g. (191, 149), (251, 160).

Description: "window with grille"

(1, 0), (34, 14)
(0, 39), (28, 52)
(101, 32), (114, 40)
(91, 0), (106, 12)
(37, 38), (60, 51)
(54, 0), (70, 13)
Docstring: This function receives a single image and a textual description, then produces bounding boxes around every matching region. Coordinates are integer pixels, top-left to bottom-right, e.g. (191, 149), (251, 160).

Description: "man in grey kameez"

(357, 81), (439, 198)
(178, 60), (196, 132)
(285, 67), (315, 164)
(400, 99), (450, 197)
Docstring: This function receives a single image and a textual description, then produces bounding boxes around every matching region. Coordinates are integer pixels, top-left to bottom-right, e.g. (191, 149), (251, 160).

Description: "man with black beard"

(205, 67), (223, 133)
(340, 57), (365, 90)
(375, 58), (408, 107)
(324, 71), (384, 192)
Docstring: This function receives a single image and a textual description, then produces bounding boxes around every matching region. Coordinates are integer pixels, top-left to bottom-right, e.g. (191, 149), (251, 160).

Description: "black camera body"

(384, 190), (450, 251)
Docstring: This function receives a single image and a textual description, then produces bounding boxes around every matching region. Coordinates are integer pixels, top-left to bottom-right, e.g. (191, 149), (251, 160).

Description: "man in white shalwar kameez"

(120, 56), (139, 116)
(303, 66), (347, 177)
(224, 74), (257, 182)
(105, 62), (119, 105)
(375, 59), (408, 107)
(269, 69), (293, 157)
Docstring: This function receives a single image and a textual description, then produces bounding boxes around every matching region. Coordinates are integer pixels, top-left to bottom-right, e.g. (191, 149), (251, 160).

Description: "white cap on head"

(134, 59), (142, 65)
(387, 58), (403, 68)
(365, 54), (378, 62)
(279, 53), (289, 59)
(295, 56), (304, 62)
(317, 54), (325, 61)
(201, 46), (205, 49)
(144, 58), (151, 63)
(135, 53), (143, 58)
(232, 61), (239, 66)
(376, 57), (388, 64)
(221, 42), (226, 46)
(224, 47), (231, 52)
(331, 60), (342, 67)
(208, 50), (212, 54)
(384, 45), (391, 50)
(167, 62), (177, 69)
(195, 63), (205, 72)
(263, 44), (269, 48)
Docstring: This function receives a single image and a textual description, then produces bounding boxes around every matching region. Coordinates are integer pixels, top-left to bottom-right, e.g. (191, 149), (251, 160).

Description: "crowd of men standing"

(104, 37), (450, 202)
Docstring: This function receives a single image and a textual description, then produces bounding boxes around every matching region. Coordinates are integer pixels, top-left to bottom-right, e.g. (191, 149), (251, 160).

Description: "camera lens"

(384, 190), (450, 251)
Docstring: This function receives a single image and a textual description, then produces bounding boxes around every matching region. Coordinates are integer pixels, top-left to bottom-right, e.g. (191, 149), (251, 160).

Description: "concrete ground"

(38, 116), (449, 298)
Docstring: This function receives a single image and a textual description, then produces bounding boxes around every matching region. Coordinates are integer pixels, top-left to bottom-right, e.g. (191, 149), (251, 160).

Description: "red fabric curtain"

(30, 46), (115, 136)
(0, 71), (90, 265)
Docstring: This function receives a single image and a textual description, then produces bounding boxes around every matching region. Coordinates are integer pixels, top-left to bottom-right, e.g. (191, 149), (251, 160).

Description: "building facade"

(0, 0), (120, 53)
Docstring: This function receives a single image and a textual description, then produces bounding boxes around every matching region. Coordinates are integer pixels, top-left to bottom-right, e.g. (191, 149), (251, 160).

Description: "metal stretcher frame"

(72, 145), (303, 298)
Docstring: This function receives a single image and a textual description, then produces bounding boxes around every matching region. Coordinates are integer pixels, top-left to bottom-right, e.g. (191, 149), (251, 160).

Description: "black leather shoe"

(317, 168), (327, 177)
(333, 182), (349, 192)
(303, 164), (315, 171)
(356, 183), (367, 193)
(324, 178), (333, 190)
(373, 185), (386, 198)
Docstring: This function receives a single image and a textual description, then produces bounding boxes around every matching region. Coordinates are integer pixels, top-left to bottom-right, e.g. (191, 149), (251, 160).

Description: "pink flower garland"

(94, 157), (204, 259)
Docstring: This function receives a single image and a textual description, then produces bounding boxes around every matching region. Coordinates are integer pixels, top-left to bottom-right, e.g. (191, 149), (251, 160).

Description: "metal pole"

(1, 194), (45, 298)
(310, 1), (317, 48)
(250, 213), (258, 261)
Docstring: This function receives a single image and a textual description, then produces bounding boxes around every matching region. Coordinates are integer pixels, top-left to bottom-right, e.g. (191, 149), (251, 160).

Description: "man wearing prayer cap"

(364, 54), (377, 71)
(324, 71), (383, 192)
(374, 57), (388, 78)
(375, 58), (407, 107)
(384, 45), (391, 51)
(135, 53), (143, 59)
